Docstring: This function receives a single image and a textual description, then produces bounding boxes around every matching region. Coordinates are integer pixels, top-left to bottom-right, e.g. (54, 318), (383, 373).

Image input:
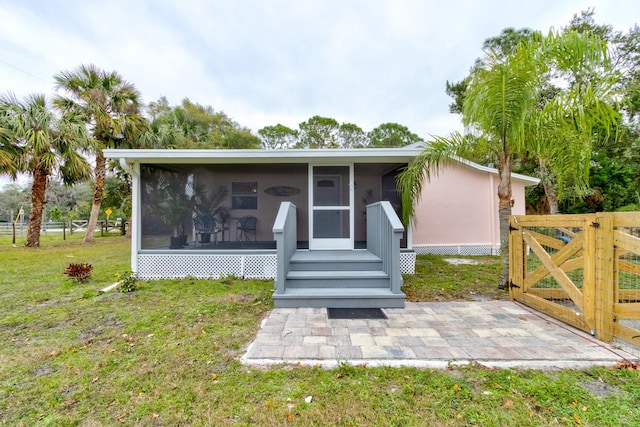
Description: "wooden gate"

(509, 212), (640, 347)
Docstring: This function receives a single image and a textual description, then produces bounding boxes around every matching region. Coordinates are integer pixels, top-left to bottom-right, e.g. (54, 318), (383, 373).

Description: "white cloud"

(0, 0), (638, 142)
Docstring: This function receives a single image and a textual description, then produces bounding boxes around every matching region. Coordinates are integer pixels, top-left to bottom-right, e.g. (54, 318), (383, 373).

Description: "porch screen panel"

(140, 166), (193, 249)
(312, 165), (350, 242)
(139, 163), (308, 250)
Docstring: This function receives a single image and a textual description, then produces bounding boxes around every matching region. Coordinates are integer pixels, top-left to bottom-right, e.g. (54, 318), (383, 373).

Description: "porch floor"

(241, 300), (638, 369)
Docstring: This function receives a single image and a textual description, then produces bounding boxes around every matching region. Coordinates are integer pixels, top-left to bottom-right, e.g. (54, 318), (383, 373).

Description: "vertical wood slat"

(594, 213), (615, 342)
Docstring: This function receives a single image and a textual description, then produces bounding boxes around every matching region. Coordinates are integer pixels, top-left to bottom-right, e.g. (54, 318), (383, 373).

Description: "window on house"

(232, 182), (258, 210)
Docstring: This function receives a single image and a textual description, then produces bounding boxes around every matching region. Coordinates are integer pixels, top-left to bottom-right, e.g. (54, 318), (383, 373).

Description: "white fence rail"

(0, 219), (128, 237)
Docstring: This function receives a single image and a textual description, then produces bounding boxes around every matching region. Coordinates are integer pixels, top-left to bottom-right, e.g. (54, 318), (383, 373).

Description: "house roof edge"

(105, 147), (540, 185)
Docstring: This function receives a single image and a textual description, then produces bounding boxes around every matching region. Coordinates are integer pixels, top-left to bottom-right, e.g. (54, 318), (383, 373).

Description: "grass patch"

(403, 254), (508, 301)
(1, 238), (639, 425)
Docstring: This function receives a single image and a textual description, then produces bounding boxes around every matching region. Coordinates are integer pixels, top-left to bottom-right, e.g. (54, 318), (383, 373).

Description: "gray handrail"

(272, 202), (297, 294)
(366, 201), (404, 294)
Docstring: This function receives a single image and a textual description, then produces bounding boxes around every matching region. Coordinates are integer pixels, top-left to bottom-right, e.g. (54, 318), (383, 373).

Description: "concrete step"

(273, 287), (405, 308)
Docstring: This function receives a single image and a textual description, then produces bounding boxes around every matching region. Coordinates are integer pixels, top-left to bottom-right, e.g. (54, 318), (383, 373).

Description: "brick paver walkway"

(241, 301), (638, 369)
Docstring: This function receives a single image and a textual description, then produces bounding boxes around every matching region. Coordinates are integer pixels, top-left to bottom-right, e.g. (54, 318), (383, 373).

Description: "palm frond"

(463, 39), (543, 156)
(53, 64), (144, 153)
(397, 132), (472, 224)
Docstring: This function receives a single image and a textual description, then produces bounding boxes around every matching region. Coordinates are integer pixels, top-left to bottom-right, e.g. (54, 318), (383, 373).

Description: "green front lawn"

(403, 255), (507, 301)
(1, 237), (638, 426)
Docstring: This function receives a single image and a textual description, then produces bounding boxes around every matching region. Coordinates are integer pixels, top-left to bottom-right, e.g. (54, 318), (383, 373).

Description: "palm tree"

(399, 30), (621, 289)
(54, 64), (147, 243)
(399, 38), (544, 289)
(531, 30), (621, 213)
(0, 93), (91, 247)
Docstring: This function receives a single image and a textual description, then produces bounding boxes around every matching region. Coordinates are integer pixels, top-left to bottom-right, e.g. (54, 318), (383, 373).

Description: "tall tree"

(259, 117), (424, 149)
(337, 123), (367, 148)
(258, 124), (299, 149)
(399, 36), (544, 289)
(401, 26), (623, 288)
(532, 29), (620, 213)
(0, 93), (91, 246)
(367, 123), (422, 147)
(146, 98), (261, 149)
(54, 64), (147, 243)
(0, 183), (30, 222)
(445, 28), (536, 115)
(616, 25), (640, 122)
(296, 116), (340, 148)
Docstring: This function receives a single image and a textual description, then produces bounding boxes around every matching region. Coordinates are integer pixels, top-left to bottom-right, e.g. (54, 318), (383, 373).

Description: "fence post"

(12, 222), (16, 245)
(63, 221), (66, 240)
(508, 216), (523, 300)
(582, 215), (597, 336)
(594, 213), (615, 342)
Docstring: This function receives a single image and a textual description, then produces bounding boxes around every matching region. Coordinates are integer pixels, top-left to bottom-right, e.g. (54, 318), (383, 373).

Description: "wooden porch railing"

(272, 202), (297, 295)
(366, 201), (405, 294)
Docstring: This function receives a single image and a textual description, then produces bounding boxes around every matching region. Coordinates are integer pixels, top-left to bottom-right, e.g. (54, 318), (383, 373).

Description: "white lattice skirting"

(400, 251), (416, 274)
(413, 244), (500, 256)
(138, 252), (417, 280)
(138, 254), (277, 280)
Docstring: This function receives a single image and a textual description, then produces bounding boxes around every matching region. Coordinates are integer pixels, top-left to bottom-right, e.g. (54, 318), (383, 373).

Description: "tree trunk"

(25, 168), (48, 247)
(84, 153), (106, 243)
(497, 153), (513, 290)
(538, 159), (559, 215)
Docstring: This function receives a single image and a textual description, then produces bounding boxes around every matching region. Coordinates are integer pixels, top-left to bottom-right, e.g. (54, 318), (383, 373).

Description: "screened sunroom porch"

(105, 147), (421, 298)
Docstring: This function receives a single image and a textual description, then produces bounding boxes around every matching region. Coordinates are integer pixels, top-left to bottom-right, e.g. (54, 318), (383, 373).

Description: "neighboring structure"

(412, 158), (538, 256)
(105, 145), (538, 308)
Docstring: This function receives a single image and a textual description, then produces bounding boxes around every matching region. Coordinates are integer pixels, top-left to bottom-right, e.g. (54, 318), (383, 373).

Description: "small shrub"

(63, 262), (93, 284)
(116, 271), (138, 293)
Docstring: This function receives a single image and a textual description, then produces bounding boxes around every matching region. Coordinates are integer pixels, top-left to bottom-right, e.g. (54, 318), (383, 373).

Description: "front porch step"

(273, 287), (405, 308)
(289, 250), (382, 272)
(277, 249), (405, 308)
(285, 270), (390, 288)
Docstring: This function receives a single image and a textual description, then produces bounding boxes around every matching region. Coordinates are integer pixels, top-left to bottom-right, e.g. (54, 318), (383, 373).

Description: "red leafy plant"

(63, 263), (94, 284)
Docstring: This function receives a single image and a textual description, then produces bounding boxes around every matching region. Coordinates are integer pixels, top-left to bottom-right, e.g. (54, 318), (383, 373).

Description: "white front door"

(309, 164), (353, 250)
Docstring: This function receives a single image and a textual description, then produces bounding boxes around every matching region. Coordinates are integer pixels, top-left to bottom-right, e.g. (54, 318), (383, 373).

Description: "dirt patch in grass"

(443, 258), (488, 265)
(32, 366), (54, 376)
(580, 380), (623, 398)
(222, 293), (258, 304)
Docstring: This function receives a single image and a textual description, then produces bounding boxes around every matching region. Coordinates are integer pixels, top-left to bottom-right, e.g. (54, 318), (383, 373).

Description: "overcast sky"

(1, 0), (638, 142)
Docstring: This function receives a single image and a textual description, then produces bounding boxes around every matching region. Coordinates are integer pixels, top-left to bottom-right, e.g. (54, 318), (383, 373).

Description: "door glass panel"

(313, 210), (349, 238)
(313, 166), (349, 206)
